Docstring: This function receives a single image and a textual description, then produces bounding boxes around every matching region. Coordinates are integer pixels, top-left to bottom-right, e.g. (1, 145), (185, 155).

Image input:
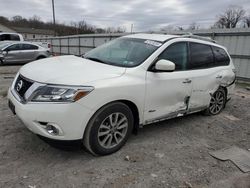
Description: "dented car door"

(187, 43), (235, 111)
(144, 42), (193, 124)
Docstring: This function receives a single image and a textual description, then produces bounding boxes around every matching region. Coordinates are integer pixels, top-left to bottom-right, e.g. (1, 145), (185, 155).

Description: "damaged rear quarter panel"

(188, 66), (235, 110)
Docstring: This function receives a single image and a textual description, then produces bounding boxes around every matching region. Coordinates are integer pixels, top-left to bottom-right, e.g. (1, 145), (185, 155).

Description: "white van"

(0, 33), (24, 42)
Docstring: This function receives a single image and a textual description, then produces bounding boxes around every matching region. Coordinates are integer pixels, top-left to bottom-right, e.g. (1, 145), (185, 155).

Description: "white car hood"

(19, 55), (126, 85)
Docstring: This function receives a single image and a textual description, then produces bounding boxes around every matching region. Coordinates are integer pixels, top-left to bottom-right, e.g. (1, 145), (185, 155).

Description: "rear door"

(187, 42), (221, 112)
(19, 44), (39, 62)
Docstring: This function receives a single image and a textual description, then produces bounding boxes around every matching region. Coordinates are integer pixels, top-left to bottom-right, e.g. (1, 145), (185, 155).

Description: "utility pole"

(131, 24), (133, 33)
(52, 0), (56, 36)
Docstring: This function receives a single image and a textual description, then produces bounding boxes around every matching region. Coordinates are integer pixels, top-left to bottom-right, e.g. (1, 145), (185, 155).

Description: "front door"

(144, 42), (193, 124)
(4, 44), (23, 64)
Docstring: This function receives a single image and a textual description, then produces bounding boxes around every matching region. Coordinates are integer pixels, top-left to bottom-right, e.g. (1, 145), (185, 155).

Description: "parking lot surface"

(0, 65), (250, 188)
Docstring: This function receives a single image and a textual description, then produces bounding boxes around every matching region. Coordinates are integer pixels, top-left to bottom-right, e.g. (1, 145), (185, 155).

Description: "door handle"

(216, 75), (222, 79)
(183, 79), (192, 84)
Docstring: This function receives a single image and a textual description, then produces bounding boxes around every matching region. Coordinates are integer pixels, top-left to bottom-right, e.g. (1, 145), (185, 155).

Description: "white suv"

(8, 34), (236, 155)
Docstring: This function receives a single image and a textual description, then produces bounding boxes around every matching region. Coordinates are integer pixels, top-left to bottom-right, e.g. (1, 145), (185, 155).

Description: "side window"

(188, 43), (214, 69)
(10, 34), (20, 41)
(158, 42), (188, 71)
(0, 34), (11, 41)
(22, 44), (39, 50)
(6, 44), (21, 51)
(212, 46), (230, 66)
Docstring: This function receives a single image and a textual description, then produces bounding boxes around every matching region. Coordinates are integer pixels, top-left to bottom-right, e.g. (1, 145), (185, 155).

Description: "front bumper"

(7, 89), (94, 140)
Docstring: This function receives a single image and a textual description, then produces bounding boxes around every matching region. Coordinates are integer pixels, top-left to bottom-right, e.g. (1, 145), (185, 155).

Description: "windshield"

(0, 42), (11, 50)
(84, 37), (162, 67)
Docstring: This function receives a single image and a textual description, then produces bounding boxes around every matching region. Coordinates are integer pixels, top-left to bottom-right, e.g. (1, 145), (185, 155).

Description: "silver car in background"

(0, 41), (50, 65)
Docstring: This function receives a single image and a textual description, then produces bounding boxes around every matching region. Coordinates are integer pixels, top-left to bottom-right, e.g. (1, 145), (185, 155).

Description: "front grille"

(14, 75), (33, 100)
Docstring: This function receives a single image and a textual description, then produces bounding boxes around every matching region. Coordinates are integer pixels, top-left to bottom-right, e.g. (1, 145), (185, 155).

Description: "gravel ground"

(0, 65), (250, 188)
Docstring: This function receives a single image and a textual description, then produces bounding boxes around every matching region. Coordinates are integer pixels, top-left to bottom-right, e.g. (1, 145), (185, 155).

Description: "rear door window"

(212, 46), (230, 66)
(10, 34), (20, 41)
(188, 43), (214, 69)
(22, 44), (39, 50)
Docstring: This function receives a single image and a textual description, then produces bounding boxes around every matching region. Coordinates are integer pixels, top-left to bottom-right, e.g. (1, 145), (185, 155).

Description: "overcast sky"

(1, 0), (250, 31)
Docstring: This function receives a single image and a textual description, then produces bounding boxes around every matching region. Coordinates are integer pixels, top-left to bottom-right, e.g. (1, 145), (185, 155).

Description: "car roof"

(0, 41), (37, 45)
(0, 32), (21, 35)
(123, 33), (226, 49)
(123, 33), (179, 42)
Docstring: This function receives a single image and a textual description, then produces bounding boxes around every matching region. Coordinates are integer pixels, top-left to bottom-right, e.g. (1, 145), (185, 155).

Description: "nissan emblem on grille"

(16, 80), (23, 92)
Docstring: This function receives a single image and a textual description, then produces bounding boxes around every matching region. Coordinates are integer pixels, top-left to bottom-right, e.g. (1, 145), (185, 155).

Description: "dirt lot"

(0, 65), (250, 188)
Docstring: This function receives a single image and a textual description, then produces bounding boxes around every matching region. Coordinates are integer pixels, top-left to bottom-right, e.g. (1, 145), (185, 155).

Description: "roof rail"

(181, 33), (216, 43)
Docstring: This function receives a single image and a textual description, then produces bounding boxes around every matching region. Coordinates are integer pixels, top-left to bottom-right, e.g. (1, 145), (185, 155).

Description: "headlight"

(29, 85), (94, 102)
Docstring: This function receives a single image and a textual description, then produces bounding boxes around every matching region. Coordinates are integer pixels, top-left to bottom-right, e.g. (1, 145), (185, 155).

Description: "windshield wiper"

(85, 57), (107, 64)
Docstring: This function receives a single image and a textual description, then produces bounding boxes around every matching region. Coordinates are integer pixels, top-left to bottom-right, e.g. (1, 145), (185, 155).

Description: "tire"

(83, 102), (134, 156)
(204, 87), (226, 115)
(37, 56), (46, 60)
(0, 59), (3, 66)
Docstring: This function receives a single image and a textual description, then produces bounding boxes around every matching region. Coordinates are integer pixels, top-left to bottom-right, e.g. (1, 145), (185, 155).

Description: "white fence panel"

(30, 29), (250, 80)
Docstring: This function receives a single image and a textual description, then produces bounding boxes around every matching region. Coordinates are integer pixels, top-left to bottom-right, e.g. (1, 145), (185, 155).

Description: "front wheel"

(204, 87), (226, 115)
(83, 102), (134, 156)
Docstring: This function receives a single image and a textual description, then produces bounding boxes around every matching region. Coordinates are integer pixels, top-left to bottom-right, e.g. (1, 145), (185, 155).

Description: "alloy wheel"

(98, 112), (128, 149)
(209, 90), (225, 114)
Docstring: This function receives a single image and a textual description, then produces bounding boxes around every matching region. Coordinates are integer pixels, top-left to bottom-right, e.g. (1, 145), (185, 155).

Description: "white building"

(0, 23), (16, 33)
(12, 27), (54, 39)
(0, 23), (54, 39)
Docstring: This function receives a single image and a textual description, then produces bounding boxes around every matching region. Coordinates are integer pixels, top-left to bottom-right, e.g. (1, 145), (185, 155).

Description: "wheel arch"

(83, 99), (140, 139)
(219, 85), (228, 107)
(36, 55), (46, 60)
(116, 99), (140, 134)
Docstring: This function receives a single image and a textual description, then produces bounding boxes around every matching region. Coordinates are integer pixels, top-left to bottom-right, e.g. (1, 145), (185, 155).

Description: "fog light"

(46, 124), (59, 135)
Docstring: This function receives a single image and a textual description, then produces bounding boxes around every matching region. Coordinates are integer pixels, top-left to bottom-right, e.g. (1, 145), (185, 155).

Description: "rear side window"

(188, 43), (214, 69)
(212, 46), (230, 66)
(159, 42), (188, 71)
(22, 44), (39, 50)
(10, 34), (20, 41)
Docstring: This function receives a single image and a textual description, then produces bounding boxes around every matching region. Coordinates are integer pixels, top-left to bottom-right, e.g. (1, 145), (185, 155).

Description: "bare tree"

(105, 26), (126, 33)
(244, 15), (250, 27)
(188, 22), (200, 30)
(176, 26), (184, 31)
(160, 25), (174, 32)
(214, 5), (245, 28)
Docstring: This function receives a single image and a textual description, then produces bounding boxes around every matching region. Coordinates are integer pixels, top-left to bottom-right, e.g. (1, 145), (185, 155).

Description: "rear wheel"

(0, 59), (3, 66)
(83, 102), (134, 156)
(204, 87), (226, 115)
(37, 56), (46, 60)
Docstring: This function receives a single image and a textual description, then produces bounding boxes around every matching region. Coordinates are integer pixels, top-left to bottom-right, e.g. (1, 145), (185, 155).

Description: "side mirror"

(2, 49), (8, 55)
(155, 59), (175, 72)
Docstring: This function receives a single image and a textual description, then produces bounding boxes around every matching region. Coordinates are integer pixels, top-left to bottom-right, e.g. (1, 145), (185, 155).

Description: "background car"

(0, 33), (24, 42)
(0, 41), (50, 65)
